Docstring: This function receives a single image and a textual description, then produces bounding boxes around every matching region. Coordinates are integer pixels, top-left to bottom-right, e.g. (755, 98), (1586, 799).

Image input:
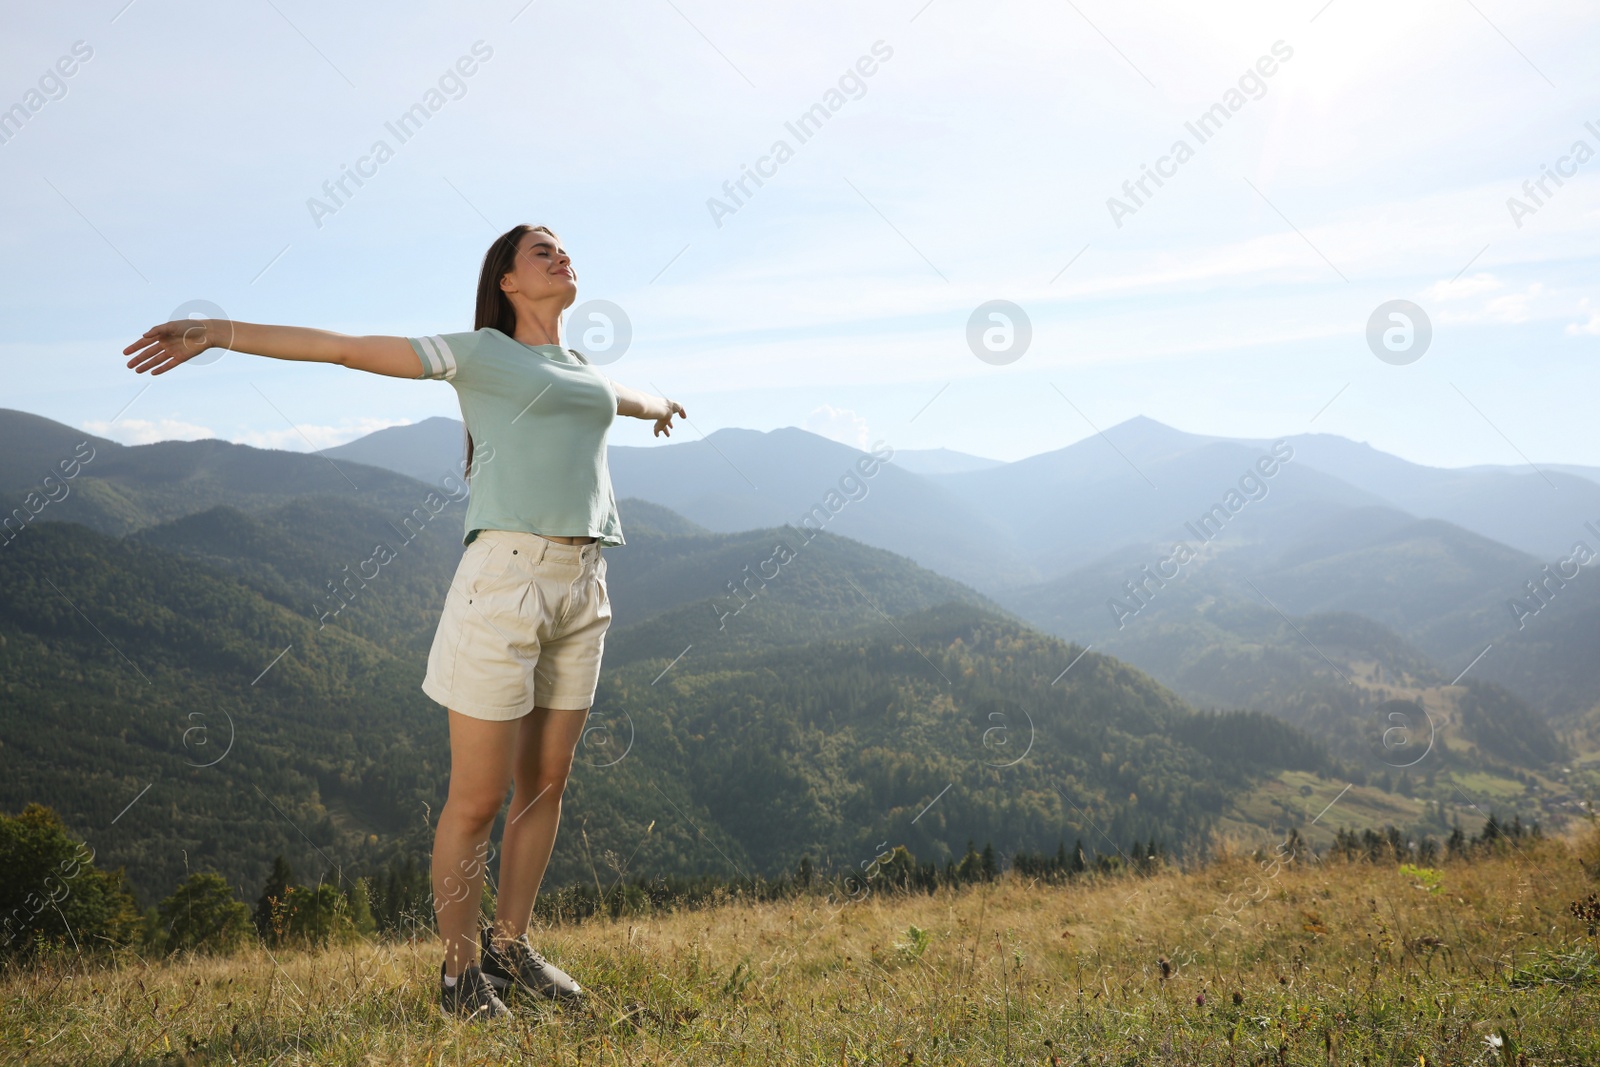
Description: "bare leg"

(492, 705), (589, 943)
(432, 709), (518, 977)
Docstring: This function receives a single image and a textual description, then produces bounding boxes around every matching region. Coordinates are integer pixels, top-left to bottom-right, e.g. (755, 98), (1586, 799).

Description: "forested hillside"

(0, 517), (1332, 909)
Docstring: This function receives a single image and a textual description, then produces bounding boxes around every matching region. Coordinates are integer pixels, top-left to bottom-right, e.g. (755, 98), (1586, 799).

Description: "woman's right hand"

(124, 318), (232, 375)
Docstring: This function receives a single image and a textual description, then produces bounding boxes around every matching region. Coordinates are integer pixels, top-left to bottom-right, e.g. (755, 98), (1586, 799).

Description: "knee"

(444, 788), (504, 830)
(516, 765), (573, 803)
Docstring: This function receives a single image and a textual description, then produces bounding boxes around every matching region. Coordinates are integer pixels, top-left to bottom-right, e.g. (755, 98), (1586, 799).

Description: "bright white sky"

(3, 0), (1597, 467)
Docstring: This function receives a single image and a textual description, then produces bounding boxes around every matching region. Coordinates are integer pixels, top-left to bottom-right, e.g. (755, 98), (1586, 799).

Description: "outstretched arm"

(611, 380), (686, 438)
(124, 319), (423, 378)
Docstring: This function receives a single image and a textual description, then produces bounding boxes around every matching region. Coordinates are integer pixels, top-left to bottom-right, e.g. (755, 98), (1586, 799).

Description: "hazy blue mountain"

(997, 505), (1600, 722)
(606, 426), (1028, 588)
(293, 412), (1600, 583)
(322, 415), (467, 484)
(1534, 463), (1600, 486)
(317, 414), (1007, 482)
(887, 447), (1005, 475)
(921, 416), (1600, 567)
(1274, 432), (1600, 560)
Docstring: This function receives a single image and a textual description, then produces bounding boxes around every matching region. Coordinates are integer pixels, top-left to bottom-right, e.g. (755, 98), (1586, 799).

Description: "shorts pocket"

(597, 556), (610, 604)
(464, 541), (515, 600)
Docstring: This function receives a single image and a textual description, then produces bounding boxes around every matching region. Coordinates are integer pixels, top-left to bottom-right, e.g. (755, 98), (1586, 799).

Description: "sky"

(3, 0), (1598, 468)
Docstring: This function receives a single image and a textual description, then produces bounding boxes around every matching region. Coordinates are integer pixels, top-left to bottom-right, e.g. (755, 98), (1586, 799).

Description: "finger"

(127, 348), (169, 374)
(136, 349), (180, 374)
(129, 346), (171, 372)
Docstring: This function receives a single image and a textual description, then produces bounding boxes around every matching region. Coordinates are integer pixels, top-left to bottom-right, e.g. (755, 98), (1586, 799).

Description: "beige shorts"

(422, 530), (612, 720)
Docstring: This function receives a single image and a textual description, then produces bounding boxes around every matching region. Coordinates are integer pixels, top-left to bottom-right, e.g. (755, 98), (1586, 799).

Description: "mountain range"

(2, 406), (1594, 906)
(317, 410), (1600, 724)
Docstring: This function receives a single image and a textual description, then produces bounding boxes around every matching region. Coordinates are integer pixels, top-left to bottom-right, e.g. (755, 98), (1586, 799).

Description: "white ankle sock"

(442, 972), (459, 987)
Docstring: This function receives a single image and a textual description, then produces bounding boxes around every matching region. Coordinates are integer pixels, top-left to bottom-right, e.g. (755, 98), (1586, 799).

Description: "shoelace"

(489, 936), (539, 969)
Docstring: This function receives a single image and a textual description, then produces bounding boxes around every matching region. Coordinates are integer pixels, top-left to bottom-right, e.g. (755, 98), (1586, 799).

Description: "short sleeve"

(407, 331), (478, 381)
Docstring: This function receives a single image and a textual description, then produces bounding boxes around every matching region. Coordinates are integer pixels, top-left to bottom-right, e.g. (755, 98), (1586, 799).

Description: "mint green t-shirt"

(407, 327), (624, 548)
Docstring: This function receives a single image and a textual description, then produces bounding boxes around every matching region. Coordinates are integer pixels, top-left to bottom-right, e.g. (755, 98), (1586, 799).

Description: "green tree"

(878, 846), (917, 890)
(155, 873), (253, 956)
(0, 804), (139, 960)
(286, 882), (346, 945)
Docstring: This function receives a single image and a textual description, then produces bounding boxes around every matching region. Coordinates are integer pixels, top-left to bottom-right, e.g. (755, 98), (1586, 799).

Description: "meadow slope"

(5, 834), (1598, 1065)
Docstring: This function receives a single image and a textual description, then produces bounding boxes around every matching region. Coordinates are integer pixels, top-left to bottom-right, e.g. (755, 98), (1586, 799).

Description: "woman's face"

(501, 230), (576, 309)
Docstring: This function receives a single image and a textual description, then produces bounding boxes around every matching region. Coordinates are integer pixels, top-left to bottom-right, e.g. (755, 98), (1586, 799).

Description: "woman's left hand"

(653, 399), (686, 438)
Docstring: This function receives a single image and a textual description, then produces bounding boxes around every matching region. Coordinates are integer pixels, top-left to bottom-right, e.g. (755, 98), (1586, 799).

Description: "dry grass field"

(5, 832), (1599, 1066)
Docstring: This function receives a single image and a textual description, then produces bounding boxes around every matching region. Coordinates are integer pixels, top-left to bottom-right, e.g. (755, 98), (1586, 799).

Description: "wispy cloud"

(233, 417), (413, 451)
(1567, 301), (1600, 336)
(804, 404), (872, 449)
(83, 416), (411, 450)
(83, 418), (216, 444)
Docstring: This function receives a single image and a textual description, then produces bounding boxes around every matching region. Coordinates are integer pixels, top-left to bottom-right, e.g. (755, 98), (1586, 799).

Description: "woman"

(124, 224), (685, 1021)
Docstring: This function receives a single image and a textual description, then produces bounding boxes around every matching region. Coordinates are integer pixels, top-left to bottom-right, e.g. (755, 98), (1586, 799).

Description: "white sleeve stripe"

(430, 335), (459, 379)
(414, 335), (442, 377)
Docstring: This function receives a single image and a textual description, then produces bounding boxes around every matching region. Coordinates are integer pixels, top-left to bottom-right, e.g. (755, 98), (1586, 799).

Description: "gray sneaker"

(439, 960), (513, 1021)
(480, 928), (585, 1003)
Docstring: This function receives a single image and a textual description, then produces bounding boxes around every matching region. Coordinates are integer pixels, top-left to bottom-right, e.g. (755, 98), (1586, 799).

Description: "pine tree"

(956, 841), (982, 884)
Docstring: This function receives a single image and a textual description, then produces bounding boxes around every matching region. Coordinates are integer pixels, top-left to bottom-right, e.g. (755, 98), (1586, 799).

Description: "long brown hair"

(465, 223), (579, 479)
